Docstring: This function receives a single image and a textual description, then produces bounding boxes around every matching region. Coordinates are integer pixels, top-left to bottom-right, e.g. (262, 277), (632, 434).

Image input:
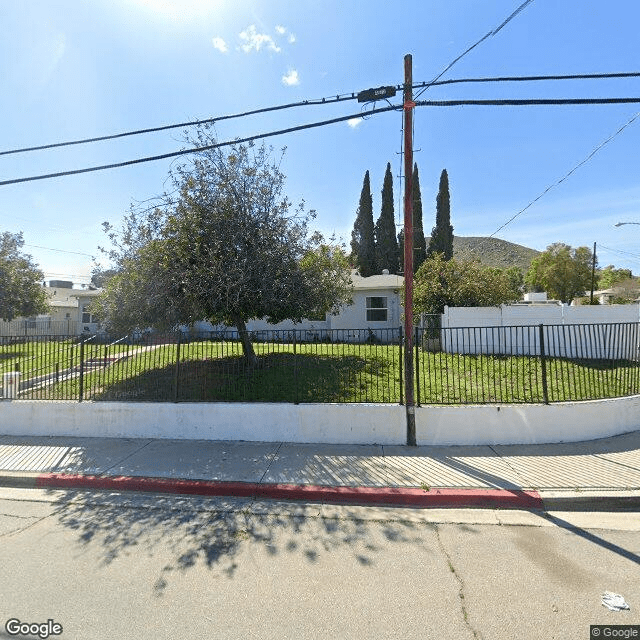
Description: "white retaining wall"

(1, 397), (639, 446)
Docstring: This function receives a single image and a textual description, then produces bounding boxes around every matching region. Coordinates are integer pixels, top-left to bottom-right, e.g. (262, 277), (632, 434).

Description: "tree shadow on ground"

(47, 490), (434, 597)
(88, 353), (399, 403)
(0, 350), (27, 362)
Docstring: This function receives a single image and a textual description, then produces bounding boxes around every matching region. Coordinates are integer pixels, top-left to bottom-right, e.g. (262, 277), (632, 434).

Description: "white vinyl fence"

(440, 304), (640, 360)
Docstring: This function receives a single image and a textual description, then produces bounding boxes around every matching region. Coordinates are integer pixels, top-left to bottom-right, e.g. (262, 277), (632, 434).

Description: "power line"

(415, 97), (640, 107)
(422, 71), (640, 88)
(414, 0), (535, 100)
(484, 110), (640, 240)
(598, 244), (640, 262)
(0, 93), (361, 158)
(0, 105), (400, 187)
(24, 244), (94, 257)
(4, 97), (640, 188)
(3, 70), (638, 159)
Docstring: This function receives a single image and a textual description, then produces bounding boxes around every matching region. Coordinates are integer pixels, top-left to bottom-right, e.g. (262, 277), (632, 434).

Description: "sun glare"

(132, 0), (223, 23)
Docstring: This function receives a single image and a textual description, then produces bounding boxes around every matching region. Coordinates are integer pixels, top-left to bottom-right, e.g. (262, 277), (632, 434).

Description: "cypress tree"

(428, 168), (454, 260)
(397, 164), (427, 274)
(374, 163), (400, 273)
(412, 163), (427, 272)
(350, 170), (377, 277)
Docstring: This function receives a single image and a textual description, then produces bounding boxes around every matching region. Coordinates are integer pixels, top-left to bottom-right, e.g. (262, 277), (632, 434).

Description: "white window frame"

(366, 296), (388, 322)
(82, 304), (97, 324)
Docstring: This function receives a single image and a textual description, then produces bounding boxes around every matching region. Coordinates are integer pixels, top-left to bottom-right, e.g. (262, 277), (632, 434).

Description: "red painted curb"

(257, 484), (544, 509)
(34, 473), (544, 509)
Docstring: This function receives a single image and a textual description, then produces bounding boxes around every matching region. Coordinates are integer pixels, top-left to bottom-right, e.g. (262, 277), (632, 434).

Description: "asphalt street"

(0, 488), (638, 640)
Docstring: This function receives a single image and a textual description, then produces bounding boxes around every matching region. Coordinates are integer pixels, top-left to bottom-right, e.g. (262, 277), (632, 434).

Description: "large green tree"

(96, 130), (352, 366)
(90, 265), (119, 289)
(350, 170), (377, 277)
(427, 169), (454, 260)
(525, 243), (594, 304)
(374, 163), (399, 273)
(0, 231), (48, 321)
(598, 265), (633, 290)
(413, 253), (521, 316)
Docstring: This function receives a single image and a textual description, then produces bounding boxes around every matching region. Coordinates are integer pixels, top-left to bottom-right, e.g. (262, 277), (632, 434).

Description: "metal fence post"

(78, 338), (85, 402)
(399, 326), (404, 405)
(415, 326), (421, 406)
(293, 330), (299, 405)
(174, 333), (181, 402)
(539, 323), (549, 404)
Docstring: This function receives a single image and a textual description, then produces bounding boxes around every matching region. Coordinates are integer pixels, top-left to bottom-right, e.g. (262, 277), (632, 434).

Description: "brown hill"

(452, 236), (540, 273)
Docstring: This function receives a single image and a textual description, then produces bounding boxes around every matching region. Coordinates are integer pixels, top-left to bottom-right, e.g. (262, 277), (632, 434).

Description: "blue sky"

(1, 0), (640, 285)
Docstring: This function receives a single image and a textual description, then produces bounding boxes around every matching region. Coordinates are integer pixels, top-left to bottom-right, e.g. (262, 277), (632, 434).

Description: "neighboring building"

(0, 282), (104, 337)
(512, 292), (562, 306)
(70, 289), (103, 334)
(193, 270), (405, 342)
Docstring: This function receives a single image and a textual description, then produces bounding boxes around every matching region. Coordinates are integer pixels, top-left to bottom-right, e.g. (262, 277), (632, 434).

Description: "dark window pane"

(367, 309), (387, 321)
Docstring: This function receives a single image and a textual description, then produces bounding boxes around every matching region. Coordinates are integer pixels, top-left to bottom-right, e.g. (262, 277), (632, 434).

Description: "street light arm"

(615, 222), (640, 227)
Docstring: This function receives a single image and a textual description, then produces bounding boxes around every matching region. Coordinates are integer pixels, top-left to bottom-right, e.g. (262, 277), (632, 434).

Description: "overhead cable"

(4, 97), (640, 188)
(3, 69), (639, 158)
(415, 97), (640, 107)
(420, 71), (640, 88)
(485, 110), (640, 240)
(598, 245), (640, 265)
(0, 94), (360, 158)
(414, 0), (535, 99)
(0, 105), (400, 187)
(24, 244), (94, 257)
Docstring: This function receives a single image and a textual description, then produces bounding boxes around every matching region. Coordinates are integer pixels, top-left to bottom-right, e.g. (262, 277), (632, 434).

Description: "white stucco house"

(1, 272), (405, 342)
(192, 270), (405, 342)
(0, 281), (104, 337)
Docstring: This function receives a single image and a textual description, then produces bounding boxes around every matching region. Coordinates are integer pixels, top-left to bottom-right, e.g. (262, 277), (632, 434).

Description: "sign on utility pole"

(403, 54), (417, 446)
(357, 86), (397, 103)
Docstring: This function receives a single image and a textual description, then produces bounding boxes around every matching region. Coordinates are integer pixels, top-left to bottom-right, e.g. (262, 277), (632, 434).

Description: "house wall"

(191, 286), (404, 343)
(330, 287), (402, 333)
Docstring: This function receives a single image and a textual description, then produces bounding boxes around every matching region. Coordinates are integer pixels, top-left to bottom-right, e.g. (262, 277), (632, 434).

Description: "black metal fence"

(1, 323), (639, 404)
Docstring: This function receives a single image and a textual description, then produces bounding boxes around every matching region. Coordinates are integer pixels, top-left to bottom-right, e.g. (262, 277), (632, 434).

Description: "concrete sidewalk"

(1, 431), (640, 510)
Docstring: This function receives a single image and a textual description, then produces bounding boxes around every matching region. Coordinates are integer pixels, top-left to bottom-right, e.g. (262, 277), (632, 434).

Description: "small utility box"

(3, 371), (21, 399)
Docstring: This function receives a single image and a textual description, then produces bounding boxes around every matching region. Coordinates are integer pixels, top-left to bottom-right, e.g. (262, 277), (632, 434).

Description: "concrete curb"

(0, 471), (546, 510)
(3, 472), (640, 511)
(540, 490), (640, 512)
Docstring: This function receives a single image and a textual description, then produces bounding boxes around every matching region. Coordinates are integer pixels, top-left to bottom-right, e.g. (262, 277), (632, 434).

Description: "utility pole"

(403, 54), (417, 446)
(590, 241), (597, 304)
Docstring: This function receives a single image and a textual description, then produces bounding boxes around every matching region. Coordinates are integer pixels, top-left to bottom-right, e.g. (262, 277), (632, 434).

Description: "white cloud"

(282, 69), (300, 86)
(348, 118), (363, 129)
(212, 37), (228, 53)
(239, 25), (281, 53)
(275, 25), (296, 43)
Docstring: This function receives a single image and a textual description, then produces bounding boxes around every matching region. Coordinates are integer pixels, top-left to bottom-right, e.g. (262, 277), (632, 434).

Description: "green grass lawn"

(16, 339), (640, 404)
(0, 339), (134, 379)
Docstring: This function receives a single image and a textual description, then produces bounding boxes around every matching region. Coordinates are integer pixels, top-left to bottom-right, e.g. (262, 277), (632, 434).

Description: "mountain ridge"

(452, 236), (540, 273)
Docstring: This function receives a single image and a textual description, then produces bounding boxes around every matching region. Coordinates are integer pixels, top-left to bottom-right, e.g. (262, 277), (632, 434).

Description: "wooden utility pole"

(403, 54), (417, 446)
(590, 241), (597, 304)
